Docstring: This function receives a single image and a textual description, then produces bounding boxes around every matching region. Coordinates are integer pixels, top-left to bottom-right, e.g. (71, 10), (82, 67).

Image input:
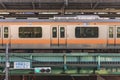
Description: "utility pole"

(5, 44), (9, 80)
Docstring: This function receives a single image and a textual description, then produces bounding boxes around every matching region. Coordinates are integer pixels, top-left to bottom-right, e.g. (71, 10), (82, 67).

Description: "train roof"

(0, 18), (119, 23)
(0, 15), (120, 22)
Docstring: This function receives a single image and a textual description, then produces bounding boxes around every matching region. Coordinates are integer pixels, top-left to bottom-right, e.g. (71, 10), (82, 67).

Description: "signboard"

(14, 62), (30, 69)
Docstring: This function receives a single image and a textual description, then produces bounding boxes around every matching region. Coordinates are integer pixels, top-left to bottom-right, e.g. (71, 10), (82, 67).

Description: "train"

(0, 15), (120, 53)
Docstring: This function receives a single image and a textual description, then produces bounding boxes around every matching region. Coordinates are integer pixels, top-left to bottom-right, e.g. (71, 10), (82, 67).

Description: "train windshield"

(75, 27), (98, 38)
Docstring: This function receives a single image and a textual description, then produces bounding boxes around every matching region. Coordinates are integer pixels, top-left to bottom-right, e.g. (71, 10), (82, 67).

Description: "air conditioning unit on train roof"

(53, 15), (77, 20)
(52, 15), (100, 20)
(76, 15), (100, 19)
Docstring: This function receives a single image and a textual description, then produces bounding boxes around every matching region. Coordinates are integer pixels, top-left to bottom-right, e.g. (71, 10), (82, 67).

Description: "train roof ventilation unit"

(76, 15), (100, 19)
(52, 15), (100, 20)
(52, 15), (76, 20)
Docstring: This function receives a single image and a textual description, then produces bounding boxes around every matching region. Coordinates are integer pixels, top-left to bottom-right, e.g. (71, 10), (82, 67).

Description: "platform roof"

(0, 0), (120, 18)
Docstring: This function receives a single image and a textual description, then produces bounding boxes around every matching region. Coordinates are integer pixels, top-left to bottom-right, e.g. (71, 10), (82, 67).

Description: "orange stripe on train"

(0, 39), (109, 44)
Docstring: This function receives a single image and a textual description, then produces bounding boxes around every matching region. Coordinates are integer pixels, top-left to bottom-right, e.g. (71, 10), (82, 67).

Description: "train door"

(51, 26), (67, 48)
(116, 26), (120, 48)
(107, 26), (116, 48)
(0, 26), (2, 45)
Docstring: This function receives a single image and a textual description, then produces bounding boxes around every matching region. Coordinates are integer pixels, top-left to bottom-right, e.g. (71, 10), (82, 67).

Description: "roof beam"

(92, 1), (99, 9)
(64, 0), (68, 6)
(32, 2), (35, 9)
(0, 9), (120, 13)
(0, 14), (55, 19)
(66, 9), (120, 13)
(0, 2), (7, 9)
(0, 14), (120, 18)
(0, 0), (120, 3)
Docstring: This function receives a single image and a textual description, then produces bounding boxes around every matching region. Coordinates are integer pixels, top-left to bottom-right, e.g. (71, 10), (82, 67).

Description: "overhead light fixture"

(0, 12), (9, 14)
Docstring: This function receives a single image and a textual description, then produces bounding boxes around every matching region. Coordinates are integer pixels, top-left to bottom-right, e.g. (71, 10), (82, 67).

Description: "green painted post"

(77, 56), (81, 73)
(97, 55), (100, 70)
(30, 54), (32, 68)
(63, 54), (67, 73)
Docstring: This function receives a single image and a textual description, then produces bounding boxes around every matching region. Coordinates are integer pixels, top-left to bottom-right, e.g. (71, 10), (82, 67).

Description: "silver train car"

(0, 16), (120, 53)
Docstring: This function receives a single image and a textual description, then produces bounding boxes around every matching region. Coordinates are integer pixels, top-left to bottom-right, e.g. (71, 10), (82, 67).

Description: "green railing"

(0, 53), (120, 74)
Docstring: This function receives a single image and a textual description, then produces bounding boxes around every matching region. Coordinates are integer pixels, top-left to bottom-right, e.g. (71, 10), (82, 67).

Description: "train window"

(19, 27), (42, 38)
(109, 27), (113, 38)
(60, 27), (65, 38)
(52, 27), (57, 38)
(75, 27), (98, 38)
(75, 27), (80, 38)
(4, 27), (8, 38)
(117, 27), (120, 38)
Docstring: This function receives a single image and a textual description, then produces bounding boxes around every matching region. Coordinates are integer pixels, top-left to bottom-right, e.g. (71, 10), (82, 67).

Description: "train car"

(0, 15), (120, 53)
